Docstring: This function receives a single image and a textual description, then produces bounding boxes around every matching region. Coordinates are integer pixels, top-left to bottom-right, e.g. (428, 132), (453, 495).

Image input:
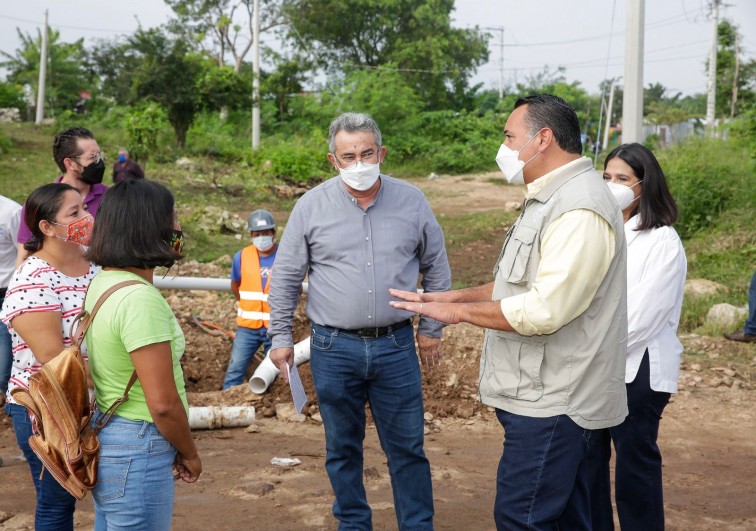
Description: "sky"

(1, 0), (754, 97)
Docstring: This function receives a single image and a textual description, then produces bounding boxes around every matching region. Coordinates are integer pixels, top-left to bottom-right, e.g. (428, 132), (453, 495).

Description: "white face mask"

(253, 235), (274, 252)
(495, 132), (540, 185)
(606, 181), (641, 211)
(338, 161), (381, 191)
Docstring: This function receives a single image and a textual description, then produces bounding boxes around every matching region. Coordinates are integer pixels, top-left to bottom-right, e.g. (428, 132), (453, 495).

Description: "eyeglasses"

(333, 151), (380, 168)
(71, 152), (105, 165)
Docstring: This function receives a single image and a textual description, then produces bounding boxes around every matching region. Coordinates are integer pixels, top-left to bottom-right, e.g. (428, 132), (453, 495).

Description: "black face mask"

(80, 159), (105, 185)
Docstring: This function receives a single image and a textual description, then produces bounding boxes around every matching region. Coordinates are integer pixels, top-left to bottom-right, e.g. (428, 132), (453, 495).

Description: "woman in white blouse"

(591, 143), (687, 531)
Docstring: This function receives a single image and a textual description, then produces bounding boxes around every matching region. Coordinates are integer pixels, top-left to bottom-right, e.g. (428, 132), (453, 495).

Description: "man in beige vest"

(390, 94), (628, 530)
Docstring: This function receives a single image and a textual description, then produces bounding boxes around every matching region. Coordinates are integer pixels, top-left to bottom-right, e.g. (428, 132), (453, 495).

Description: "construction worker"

(222, 209), (277, 390)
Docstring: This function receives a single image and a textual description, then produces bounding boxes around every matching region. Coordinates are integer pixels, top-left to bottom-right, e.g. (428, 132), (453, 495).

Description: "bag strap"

(70, 279), (146, 433)
(70, 280), (145, 345)
(93, 370), (139, 433)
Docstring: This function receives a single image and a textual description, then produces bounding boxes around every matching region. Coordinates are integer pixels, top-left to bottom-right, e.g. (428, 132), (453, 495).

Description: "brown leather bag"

(11, 280), (141, 500)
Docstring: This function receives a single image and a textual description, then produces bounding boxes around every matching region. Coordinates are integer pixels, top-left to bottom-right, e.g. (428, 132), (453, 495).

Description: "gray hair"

(328, 112), (382, 153)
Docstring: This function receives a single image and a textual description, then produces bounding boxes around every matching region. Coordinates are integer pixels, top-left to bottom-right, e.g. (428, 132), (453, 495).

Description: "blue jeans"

(223, 326), (271, 389)
(0, 307), (11, 396)
(590, 351), (671, 531)
(6, 403), (77, 530)
(745, 271), (756, 334)
(91, 411), (177, 531)
(309, 322), (433, 531)
(494, 410), (600, 531)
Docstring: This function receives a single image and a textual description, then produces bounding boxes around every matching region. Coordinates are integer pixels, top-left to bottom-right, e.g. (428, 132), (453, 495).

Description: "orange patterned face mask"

(52, 213), (94, 246)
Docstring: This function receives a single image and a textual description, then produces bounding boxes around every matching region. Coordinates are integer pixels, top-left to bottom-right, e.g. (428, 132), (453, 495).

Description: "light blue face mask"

(253, 235), (274, 252)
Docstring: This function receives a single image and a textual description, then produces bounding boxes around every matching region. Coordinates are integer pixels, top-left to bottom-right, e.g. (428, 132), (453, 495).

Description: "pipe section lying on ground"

(248, 338), (311, 394)
(188, 406), (256, 429)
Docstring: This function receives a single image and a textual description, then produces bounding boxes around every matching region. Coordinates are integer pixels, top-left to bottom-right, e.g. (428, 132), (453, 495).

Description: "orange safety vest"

(237, 245), (271, 329)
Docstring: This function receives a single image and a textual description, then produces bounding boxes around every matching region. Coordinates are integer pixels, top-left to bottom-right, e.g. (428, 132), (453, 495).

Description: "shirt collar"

(524, 157), (587, 199)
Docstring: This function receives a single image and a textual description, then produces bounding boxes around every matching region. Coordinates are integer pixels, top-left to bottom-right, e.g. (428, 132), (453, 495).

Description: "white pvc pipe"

(153, 276), (308, 293)
(188, 406), (256, 429)
(154, 276), (231, 291)
(248, 338), (311, 394)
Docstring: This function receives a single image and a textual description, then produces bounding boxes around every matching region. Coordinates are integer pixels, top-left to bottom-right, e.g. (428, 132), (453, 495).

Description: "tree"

(284, 0), (489, 110)
(130, 29), (205, 148)
(1, 28), (91, 116)
(261, 53), (311, 121)
(164, 0), (286, 72)
(88, 37), (144, 105)
(712, 19), (756, 118)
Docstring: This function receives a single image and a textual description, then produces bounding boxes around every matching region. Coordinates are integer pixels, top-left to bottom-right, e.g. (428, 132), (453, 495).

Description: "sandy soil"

(1, 174), (754, 530)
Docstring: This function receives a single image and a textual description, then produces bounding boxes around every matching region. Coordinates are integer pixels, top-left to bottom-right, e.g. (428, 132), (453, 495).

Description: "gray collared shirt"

(268, 175), (451, 349)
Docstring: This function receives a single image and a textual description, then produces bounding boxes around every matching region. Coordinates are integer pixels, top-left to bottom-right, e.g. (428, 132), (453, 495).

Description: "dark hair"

(514, 94), (582, 154)
(53, 127), (94, 172)
(604, 143), (678, 230)
(85, 180), (179, 269)
(23, 183), (79, 253)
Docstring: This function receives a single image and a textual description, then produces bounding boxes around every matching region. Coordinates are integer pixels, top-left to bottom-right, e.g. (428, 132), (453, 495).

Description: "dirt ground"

(1, 174), (755, 530)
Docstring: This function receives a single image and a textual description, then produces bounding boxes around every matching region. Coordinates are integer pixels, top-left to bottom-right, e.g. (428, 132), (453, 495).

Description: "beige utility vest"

(480, 158), (628, 430)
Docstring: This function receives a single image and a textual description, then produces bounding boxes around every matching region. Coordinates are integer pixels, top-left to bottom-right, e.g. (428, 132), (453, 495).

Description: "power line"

(0, 13), (134, 34)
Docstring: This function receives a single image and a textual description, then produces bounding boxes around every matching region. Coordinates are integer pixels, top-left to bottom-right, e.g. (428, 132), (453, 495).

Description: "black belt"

(330, 319), (413, 339)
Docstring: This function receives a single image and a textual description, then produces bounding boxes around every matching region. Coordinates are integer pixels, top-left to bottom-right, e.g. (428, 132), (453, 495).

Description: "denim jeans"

(91, 411), (177, 531)
(6, 403), (77, 530)
(494, 409), (600, 531)
(222, 326), (271, 389)
(0, 310), (11, 396)
(309, 322), (433, 531)
(590, 351), (671, 531)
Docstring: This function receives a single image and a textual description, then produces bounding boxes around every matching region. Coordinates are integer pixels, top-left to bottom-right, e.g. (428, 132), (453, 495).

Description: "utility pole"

(35, 9), (48, 125)
(484, 26), (504, 100)
(603, 78), (618, 150)
(251, 0), (260, 150)
(706, 0), (719, 136)
(622, 0), (644, 143)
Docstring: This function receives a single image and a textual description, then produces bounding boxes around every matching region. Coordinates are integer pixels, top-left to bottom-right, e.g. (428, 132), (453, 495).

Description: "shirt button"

(367, 262), (371, 266)
(368, 290), (372, 294)
(368, 315), (372, 319)
(365, 236), (369, 240)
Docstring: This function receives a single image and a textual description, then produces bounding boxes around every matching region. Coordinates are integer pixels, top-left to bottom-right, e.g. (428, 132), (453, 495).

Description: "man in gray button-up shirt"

(268, 112), (451, 530)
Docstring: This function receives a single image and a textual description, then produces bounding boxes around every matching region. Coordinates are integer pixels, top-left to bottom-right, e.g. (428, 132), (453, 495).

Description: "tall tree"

(284, 0), (489, 110)
(129, 29), (205, 148)
(1, 28), (90, 116)
(164, 0), (286, 72)
(713, 19), (755, 118)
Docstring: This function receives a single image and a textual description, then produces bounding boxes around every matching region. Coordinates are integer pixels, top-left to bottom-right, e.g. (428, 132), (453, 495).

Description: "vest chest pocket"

(498, 226), (538, 285)
(482, 329), (545, 401)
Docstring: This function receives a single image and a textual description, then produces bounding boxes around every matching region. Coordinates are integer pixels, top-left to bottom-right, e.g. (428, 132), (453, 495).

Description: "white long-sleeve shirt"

(624, 214), (687, 393)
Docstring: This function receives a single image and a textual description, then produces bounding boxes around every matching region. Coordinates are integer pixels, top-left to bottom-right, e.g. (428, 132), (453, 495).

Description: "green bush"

(728, 107), (756, 158)
(0, 82), (26, 113)
(245, 138), (331, 185)
(658, 138), (749, 239)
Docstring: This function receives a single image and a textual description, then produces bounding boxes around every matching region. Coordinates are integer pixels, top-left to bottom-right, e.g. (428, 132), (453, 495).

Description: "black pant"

(590, 350), (671, 530)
